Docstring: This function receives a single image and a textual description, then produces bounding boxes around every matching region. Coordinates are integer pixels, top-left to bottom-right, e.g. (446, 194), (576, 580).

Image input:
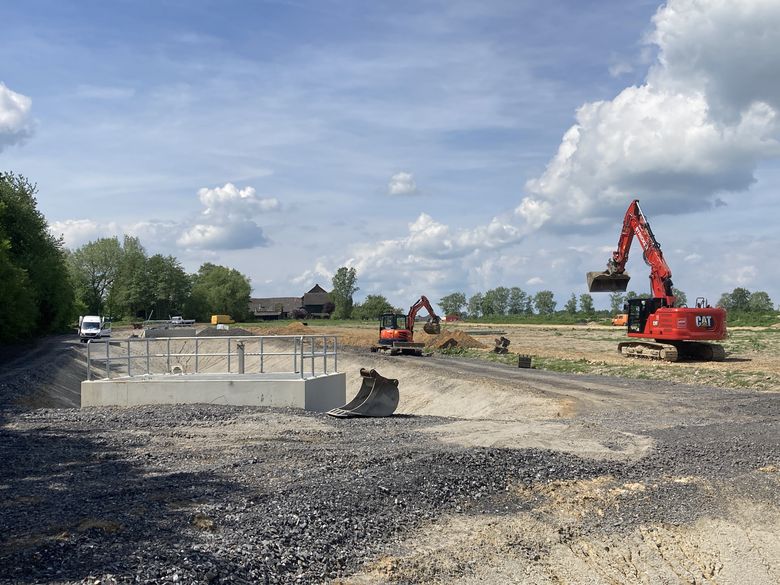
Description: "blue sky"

(1, 0), (778, 311)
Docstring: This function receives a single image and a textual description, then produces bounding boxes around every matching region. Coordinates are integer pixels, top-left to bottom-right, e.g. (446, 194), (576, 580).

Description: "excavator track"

(618, 341), (679, 362)
(618, 341), (726, 362)
(675, 342), (726, 362)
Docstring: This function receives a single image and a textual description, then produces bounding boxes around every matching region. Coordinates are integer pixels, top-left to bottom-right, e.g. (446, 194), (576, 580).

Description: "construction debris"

(493, 336), (511, 354)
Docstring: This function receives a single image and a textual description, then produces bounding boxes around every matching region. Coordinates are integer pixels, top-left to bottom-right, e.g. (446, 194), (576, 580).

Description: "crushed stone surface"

(0, 334), (778, 584)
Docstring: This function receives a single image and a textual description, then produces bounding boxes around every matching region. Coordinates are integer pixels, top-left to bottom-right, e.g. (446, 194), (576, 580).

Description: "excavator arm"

(588, 199), (675, 306)
(406, 295), (442, 335)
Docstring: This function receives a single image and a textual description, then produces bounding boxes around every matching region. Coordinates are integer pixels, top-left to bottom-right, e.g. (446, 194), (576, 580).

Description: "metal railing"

(85, 335), (338, 381)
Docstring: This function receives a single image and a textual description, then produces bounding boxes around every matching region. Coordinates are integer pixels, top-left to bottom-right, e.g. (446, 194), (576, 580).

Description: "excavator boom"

(587, 199), (674, 304)
(407, 295), (442, 335)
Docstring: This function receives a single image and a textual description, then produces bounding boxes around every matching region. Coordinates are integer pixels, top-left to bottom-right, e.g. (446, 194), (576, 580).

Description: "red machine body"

(374, 295), (441, 356)
(588, 199), (726, 361)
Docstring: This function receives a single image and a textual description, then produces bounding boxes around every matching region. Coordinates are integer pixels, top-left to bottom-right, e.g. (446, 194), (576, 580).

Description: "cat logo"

(695, 315), (714, 328)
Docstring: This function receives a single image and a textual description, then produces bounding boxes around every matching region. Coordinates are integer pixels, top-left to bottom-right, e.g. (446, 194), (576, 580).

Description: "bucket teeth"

(587, 271), (631, 293)
(327, 369), (400, 418)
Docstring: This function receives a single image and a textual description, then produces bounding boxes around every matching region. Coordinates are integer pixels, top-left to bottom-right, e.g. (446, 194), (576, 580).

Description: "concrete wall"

(81, 372), (346, 412)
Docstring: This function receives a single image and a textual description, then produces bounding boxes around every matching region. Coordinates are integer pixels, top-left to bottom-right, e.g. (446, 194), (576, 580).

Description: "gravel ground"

(1, 336), (779, 584)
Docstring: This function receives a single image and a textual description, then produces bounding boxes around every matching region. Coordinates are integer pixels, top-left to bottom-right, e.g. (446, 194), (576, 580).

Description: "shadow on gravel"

(0, 412), (246, 583)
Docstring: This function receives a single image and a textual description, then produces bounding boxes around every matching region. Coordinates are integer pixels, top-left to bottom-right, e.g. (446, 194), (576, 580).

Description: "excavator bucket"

(587, 271), (631, 293)
(423, 320), (441, 335)
(327, 368), (400, 418)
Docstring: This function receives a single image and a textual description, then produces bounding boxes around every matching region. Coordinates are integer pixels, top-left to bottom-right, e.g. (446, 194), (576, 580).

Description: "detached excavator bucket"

(423, 320), (441, 335)
(327, 368), (400, 418)
(587, 271), (631, 293)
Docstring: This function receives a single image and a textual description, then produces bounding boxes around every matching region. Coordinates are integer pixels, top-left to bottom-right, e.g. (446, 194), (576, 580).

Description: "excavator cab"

(626, 297), (665, 334)
(380, 313), (406, 330)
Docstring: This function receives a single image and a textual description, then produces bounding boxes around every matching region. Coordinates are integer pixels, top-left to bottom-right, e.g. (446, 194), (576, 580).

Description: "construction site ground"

(0, 321), (778, 584)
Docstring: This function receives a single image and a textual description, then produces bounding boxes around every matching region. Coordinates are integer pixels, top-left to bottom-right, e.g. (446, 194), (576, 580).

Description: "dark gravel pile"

(0, 405), (621, 584)
(2, 402), (778, 584)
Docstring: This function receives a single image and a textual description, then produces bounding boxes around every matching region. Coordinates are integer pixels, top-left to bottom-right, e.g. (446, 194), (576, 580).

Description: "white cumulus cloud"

(198, 182), (280, 218)
(387, 171), (418, 196)
(176, 220), (269, 250)
(49, 219), (122, 248)
(0, 82), (33, 150)
(52, 183), (276, 252)
(519, 0), (780, 230)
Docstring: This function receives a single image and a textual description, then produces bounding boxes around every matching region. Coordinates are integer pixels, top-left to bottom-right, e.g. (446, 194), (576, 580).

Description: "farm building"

(248, 284), (332, 320)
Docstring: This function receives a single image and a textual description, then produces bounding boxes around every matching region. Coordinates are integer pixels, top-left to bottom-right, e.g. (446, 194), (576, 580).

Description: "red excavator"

(371, 295), (441, 356)
(587, 199), (726, 362)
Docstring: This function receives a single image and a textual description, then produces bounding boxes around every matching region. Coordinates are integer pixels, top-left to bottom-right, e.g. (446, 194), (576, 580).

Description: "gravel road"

(1, 335), (778, 584)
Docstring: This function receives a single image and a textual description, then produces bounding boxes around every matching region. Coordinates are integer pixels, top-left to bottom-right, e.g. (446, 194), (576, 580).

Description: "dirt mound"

(196, 327), (254, 337)
(425, 329), (486, 350)
(263, 322), (313, 335)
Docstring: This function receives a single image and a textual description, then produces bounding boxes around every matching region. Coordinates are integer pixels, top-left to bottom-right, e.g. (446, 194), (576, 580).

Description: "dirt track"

(0, 328), (779, 584)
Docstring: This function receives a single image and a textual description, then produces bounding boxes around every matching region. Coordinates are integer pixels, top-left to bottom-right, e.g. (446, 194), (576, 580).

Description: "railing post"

(195, 337), (199, 373)
(166, 337), (171, 374)
(237, 341), (245, 374)
(146, 338), (150, 375)
(311, 336), (315, 377)
(227, 337), (231, 373)
(127, 338), (131, 377)
(106, 338), (111, 380)
(260, 337), (264, 373)
(87, 340), (92, 381)
(323, 335), (327, 374)
(334, 336), (338, 372)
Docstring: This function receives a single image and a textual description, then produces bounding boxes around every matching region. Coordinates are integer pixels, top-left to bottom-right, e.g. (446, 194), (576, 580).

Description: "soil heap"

(425, 329), (486, 349)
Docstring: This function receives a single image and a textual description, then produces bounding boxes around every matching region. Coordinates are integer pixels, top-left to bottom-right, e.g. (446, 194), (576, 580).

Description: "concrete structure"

(82, 372), (346, 411)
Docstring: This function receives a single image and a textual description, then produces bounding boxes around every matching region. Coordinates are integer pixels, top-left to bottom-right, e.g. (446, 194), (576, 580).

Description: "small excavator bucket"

(423, 320), (441, 335)
(327, 368), (400, 418)
(587, 271), (631, 293)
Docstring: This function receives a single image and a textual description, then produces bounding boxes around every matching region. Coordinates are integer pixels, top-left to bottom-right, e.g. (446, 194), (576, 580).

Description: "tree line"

(328, 265), (778, 323)
(0, 173), (74, 341)
(68, 236), (252, 323)
(0, 171), (254, 341)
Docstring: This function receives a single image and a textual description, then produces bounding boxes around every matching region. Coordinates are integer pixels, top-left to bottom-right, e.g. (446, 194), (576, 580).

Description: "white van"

(78, 315), (111, 342)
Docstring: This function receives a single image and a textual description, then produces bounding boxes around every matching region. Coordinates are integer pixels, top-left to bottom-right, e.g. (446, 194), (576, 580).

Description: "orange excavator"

(587, 199), (726, 362)
(371, 295), (441, 356)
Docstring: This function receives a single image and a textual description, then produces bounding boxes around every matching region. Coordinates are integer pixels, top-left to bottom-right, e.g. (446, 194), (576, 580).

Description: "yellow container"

(211, 314), (235, 325)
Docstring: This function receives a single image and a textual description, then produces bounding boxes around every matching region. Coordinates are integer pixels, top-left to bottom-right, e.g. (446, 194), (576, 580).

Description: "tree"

(624, 290), (642, 301)
(672, 287), (687, 307)
(0, 240), (38, 341)
(467, 293), (483, 318)
(352, 295), (395, 320)
(533, 290), (556, 315)
(439, 292), (466, 316)
(718, 287), (751, 311)
(493, 287), (510, 315)
(108, 235), (149, 318)
(0, 172), (75, 337)
(748, 291), (774, 312)
(609, 292), (625, 314)
(508, 287), (528, 315)
(480, 289), (499, 316)
(564, 293), (577, 314)
(190, 263), (251, 321)
(579, 293), (594, 315)
(147, 254), (191, 318)
(331, 266), (359, 319)
(69, 237), (123, 314)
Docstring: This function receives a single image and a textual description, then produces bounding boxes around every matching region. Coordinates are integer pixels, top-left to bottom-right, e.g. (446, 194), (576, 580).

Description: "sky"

(1, 0), (779, 312)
